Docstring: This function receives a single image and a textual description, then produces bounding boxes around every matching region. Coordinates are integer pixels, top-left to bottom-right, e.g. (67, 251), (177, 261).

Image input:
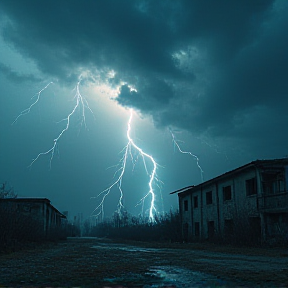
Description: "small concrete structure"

(173, 159), (288, 244)
(0, 198), (66, 238)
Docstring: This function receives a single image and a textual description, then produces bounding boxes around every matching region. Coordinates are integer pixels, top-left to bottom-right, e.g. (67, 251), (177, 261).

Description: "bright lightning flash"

(170, 129), (204, 182)
(14, 78), (160, 222)
(92, 108), (160, 223)
(13, 77), (93, 169)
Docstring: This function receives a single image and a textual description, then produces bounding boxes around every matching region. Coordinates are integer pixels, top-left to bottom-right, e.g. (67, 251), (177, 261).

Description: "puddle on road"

(147, 266), (229, 287)
(92, 243), (160, 253)
(102, 265), (230, 288)
(95, 243), (241, 287)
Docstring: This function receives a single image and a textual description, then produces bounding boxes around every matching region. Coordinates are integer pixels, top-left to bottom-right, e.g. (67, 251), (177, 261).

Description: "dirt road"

(0, 237), (287, 287)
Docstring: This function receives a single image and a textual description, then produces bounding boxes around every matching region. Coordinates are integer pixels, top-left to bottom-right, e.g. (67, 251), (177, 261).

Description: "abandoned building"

(173, 158), (288, 244)
(0, 197), (67, 238)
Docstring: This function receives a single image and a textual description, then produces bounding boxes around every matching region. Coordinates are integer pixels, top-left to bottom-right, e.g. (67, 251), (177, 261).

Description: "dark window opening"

(194, 196), (198, 208)
(246, 177), (257, 196)
(194, 222), (200, 237)
(208, 221), (215, 239)
(262, 172), (283, 194)
(249, 217), (261, 243)
(183, 223), (189, 241)
(206, 191), (213, 205)
(224, 219), (234, 237)
(223, 185), (232, 201)
(184, 200), (188, 211)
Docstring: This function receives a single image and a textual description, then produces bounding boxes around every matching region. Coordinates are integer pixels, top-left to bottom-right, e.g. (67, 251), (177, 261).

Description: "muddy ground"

(0, 237), (287, 287)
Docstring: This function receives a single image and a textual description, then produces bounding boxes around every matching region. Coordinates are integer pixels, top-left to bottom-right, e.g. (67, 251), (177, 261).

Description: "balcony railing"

(258, 191), (288, 213)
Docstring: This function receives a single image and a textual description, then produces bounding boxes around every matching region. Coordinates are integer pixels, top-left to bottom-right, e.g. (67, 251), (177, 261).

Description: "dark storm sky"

(0, 0), (287, 219)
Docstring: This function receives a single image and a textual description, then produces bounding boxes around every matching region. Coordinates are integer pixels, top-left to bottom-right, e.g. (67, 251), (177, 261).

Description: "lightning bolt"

(169, 128), (204, 182)
(13, 76), (93, 169)
(14, 78), (161, 222)
(92, 108), (160, 223)
(12, 82), (54, 125)
(200, 138), (229, 161)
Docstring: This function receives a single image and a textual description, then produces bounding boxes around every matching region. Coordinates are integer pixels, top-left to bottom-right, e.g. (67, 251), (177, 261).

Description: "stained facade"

(0, 198), (66, 238)
(174, 159), (288, 244)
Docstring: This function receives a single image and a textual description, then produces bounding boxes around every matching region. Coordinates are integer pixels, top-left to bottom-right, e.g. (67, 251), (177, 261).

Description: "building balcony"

(258, 191), (288, 213)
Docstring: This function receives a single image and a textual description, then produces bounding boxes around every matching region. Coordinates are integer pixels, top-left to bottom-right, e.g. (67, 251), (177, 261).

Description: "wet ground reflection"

(103, 265), (229, 287)
(92, 241), (259, 287)
(94, 243), (232, 287)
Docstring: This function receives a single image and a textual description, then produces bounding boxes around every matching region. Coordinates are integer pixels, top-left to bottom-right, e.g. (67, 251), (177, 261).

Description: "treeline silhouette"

(85, 210), (182, 242)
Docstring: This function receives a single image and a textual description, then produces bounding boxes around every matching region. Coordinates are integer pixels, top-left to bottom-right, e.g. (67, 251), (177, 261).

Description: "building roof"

(170, 158), (288, 195)
(0, 197), (50, 202)
(0, 197), (66, 218)
(170, 185), (194, 195)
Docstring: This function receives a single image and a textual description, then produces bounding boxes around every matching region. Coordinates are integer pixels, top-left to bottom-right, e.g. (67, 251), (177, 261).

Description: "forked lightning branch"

(13, 78), (161, 222)
(91, 108), (160, 222)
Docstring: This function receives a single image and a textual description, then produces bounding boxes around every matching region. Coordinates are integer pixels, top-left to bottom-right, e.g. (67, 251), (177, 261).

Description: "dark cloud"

(116, 77), (174, 112)
(1, 0), (287, 154)
(177, 1), (274, 61)
(0, 63), (41, 83)
(0, 0), (180, 81)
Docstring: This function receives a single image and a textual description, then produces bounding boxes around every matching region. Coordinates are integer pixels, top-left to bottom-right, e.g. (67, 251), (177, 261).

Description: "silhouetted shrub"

(88, 211), (182, 242)
(65, 223), (81, 237)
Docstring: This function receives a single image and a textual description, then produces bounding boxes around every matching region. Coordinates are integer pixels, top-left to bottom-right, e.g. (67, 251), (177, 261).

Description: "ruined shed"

(0, 197), (66, 239)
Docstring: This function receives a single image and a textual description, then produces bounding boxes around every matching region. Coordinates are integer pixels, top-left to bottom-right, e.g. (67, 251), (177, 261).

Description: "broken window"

(246, 177), (257, 196)
(184, 200), (188, 211)
(223, 185), (232, 201)
(194, 196), (198, 208)
(206, 191), (212, 205)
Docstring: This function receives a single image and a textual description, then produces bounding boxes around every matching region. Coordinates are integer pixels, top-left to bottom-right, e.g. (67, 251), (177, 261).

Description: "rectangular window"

(194, 222), (200, 237)
(194, 196), (198, 208)
(206, 191), (212, 205)
(223, 185), (232, 201)
(224, 219), (234, 237)
(262, 172), (282, 194)
(184, 200), (188, 211)
(208, 221), (215, 239)
(246, 177), (257, 196)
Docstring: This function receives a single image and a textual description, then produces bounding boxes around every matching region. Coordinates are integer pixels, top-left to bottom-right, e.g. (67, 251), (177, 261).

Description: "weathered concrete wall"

(180, 194), (192, 240)
(0, 198), (65, 239)
(178, 161), (288, 244)
(201, 184), (218, 239)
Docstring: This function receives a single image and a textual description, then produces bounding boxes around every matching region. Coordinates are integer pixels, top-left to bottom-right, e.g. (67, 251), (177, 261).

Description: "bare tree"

(0, 182), (17, 199)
